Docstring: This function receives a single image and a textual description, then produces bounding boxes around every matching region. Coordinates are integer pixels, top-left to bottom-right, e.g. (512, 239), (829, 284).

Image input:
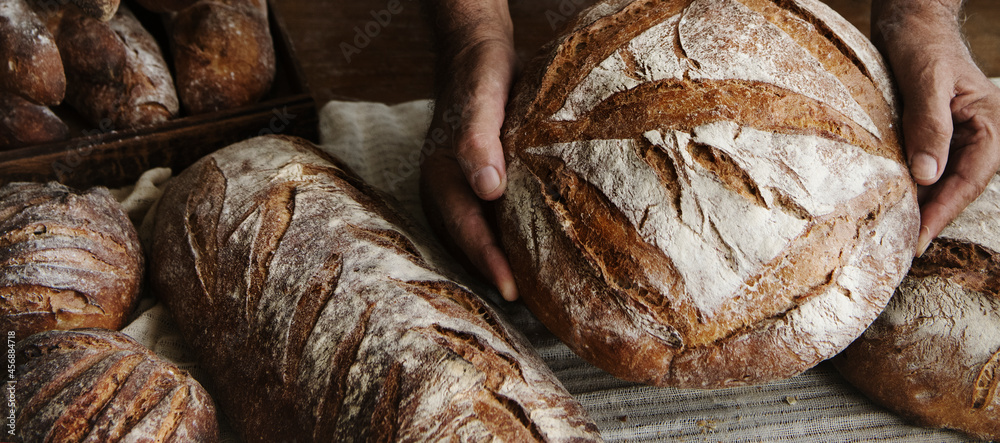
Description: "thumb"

(899, 71), (955, 186)
(450, 39), (517, 201)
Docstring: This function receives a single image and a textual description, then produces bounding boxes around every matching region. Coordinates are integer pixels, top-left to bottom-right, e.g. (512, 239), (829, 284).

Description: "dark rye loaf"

(834, 172), (1000, 440)
(15, 329), (218, 442)
(499, 0), (918, 388)
(0, 93), (68, 149)
(150, 135), (601, 442)
(0, 0), (65, 106)
(166, 0), (275, 114)
(53, 4), (179, 130)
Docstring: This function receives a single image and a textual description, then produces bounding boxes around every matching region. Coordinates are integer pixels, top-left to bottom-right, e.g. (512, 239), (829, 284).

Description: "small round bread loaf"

(499, 0), (918, 388)
(15, 328), (219, 442)
(833, 173), (1000, 440)
(0, 182), (143, 338)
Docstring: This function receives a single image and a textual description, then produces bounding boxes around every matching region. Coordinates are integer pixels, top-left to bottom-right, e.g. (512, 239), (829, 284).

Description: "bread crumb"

(785, 395), (798, 405)
(696, 419), (717, 433)
(617, 415), (628, 423)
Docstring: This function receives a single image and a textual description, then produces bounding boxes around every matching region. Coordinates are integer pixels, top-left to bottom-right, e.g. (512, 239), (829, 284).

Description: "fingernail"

(472, 166), (502, 196)
(498, 279), (518, 302)
(910, 153), (938, 181)
(915, 225), (932, 258)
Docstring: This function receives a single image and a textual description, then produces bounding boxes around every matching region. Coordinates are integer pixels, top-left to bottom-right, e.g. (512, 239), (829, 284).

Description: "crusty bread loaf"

(15, 328), (219, 442)
(0, 93), (68, 149)
(498, 0), (918, 388)
(0, 0), (65, 106)
(833, 172), (1000, 440)
(150, 135), (601, 442)
(55, 4), (179, 130)
(69, 0), (120, 21)
(0, 182), (143, 338)
(167, 0), (275, 114)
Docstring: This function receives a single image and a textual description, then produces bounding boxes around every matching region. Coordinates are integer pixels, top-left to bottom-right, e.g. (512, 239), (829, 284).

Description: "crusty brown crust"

(56, 4), (179, 130)
(0, 182), (143, 338)
(15, 328), (219, 442)
(168, 0), (275, 114)
(150, 135), (601, 442)
(0, 93), (68, 149)
(498, 0), (917, 388)
(70, 0), (120, 21)
(833, 173), (1000, 440)
(0, 0), (65, 106)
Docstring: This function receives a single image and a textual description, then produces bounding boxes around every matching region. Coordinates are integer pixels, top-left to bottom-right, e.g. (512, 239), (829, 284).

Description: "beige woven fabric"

(112, 96), (987, 442)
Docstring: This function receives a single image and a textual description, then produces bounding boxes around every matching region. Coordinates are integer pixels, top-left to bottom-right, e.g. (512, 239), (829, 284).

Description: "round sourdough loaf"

(0, 182), (143, 338)
(499, 0), (919, 388)
(833, 173), (1000, 440)
(15, 329), (218, 442)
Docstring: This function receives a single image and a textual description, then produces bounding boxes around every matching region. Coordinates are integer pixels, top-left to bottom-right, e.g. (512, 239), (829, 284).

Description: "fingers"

(916, 138), (999, 256)
(916, 87), (1000, 254)
(873, 1), (1000, 255)
(419, 0), (519, 299)
(449, 38), (516, 201)
(899, 75), (955, 185)
(421, 154), (518, 301)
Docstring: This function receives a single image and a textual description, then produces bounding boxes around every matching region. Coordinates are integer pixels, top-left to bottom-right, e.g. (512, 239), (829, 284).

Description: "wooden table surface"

(272, 0), (1000, 106)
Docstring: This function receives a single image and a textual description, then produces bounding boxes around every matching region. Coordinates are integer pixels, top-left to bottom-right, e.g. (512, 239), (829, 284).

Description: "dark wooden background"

(272, 0), (1000, 105)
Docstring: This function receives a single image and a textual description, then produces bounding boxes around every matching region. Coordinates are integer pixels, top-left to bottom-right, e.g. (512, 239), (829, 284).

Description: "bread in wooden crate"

(0, 93), (68, 149)
(0, 0), (65, 106)
(52, 4), (180, 130)
(167, 0), (275, 115)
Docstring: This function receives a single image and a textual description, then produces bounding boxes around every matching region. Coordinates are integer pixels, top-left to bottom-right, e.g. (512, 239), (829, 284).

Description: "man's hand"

(420, 0), (518, 300)
(873, 0), (1000, 256)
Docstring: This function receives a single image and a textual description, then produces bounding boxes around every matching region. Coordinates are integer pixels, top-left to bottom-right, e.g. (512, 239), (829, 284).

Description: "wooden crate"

(0, 0), (319, 189)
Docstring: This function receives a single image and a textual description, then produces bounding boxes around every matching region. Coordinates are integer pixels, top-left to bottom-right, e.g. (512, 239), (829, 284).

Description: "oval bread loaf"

(55, 4), (179, 129)
(499, 0), (918, 388)
(0, 0), (65, 106)
(0, 93), (68, 149)
(833, 172), (1000, 440)
(0, 182), (143, 338)
(15, 328), (218, 442)
(150, 135), (602, 442)
(168, 0), (275, 114)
